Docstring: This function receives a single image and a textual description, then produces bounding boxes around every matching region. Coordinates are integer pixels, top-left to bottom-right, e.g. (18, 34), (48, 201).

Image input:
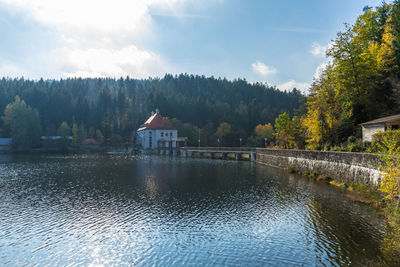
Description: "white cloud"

(310, 42), (326, 57)
(277, 80), (310, 93)
(56, 45), (168, 78)
(0, 61), (25, 77)
(313, 62), (329, 81)
(0, 0), (168, 33)
(251, 61), (277, 76)
(0, 0), (183, 78)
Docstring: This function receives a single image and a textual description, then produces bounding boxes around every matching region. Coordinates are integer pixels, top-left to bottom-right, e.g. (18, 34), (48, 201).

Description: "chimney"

(155, 108), (160, 114)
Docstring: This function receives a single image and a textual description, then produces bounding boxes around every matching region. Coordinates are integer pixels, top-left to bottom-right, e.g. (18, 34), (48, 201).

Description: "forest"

(273, 1), (400, 151)
(0, 75), (303, 150)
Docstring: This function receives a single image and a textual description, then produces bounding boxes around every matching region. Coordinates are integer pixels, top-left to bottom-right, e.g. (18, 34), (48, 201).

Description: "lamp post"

(264, 138), (267, 148)
(239, 138), (242, 148)
(198, 128), (200, 148)
(217, 138), (220, 148)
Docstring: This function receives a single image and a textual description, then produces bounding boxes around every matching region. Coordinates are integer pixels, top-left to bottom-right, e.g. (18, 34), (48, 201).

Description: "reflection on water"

(0, 153), (11, 163)
(0, 154), (386, 266)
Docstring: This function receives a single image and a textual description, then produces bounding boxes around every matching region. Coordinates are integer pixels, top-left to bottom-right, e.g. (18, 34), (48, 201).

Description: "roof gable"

(361, 114), (400, 126)
(137, 113), (176, 131)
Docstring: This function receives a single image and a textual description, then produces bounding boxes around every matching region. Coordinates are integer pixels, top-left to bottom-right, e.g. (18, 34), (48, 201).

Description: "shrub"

(329, 138), (366, 152)
(330, 144), (347, 152)
(372, 130), (400, 152)
(375, 135), (400, 204)
(285, 166), (298, 174)
(347, 139), (365, 152)
(348, 136), (356, 144)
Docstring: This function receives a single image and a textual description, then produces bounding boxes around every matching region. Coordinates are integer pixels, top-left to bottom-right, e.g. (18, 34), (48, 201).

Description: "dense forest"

(274, 1), (400, 151)
(0, 75), (303, 149)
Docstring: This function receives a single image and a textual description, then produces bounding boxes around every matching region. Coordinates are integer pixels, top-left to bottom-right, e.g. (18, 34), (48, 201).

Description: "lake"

(0, 154), (386, 266)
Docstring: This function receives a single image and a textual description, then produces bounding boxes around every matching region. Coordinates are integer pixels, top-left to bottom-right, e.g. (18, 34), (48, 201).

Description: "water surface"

(0, 154), (386, 266)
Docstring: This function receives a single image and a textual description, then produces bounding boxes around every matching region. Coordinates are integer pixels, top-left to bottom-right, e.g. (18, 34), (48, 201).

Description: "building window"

(161, 132), (164, 137)
(149, 136), (152, 148)
(166, 133), (168, 137)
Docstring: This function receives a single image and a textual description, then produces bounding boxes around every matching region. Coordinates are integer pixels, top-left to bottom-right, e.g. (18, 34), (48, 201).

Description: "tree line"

(0, 75), (303, 150)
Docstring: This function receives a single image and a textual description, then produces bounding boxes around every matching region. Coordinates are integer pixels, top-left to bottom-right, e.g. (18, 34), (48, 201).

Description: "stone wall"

(256, 149), (382, 186)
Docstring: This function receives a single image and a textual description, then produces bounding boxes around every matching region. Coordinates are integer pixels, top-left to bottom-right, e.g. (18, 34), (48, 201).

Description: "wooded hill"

(0, 75), (303, 149)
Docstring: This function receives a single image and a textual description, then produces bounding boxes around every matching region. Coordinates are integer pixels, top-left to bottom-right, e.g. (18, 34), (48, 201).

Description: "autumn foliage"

(301, 2), (400, 149)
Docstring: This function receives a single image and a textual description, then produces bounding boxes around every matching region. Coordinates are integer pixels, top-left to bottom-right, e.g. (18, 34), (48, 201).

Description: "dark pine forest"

(0, 74), (303, 148)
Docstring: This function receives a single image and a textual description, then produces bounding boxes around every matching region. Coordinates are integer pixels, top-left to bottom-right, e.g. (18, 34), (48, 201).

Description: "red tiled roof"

(137, 113), (176, 131)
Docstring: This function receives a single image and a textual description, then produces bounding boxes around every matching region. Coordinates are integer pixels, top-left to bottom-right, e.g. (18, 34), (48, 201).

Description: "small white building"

(361, 114), (400, 142)
(137, 111), (178, 152)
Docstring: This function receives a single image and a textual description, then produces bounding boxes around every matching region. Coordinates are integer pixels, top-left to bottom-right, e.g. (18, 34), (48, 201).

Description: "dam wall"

(256, 149), (382, 186)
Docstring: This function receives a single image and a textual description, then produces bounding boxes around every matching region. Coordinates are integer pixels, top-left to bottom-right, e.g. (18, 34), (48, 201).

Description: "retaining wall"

(256, 149), (382, 186)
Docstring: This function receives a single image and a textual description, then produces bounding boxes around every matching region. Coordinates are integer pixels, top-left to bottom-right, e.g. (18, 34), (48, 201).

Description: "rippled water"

(0, 153), (386, 266)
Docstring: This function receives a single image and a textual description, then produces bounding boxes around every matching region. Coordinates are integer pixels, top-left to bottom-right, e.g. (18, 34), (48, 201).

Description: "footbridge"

(181, 147), (256, 161)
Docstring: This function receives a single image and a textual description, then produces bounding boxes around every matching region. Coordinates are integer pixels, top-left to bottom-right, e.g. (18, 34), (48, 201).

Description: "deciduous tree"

(3, 96), (41, 150)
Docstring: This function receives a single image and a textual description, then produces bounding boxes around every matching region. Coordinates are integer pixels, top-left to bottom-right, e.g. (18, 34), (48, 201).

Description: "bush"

(330, 144), (348, 152)
(347, 139), (365, 152)
(348, 136), (356, 144)
(330, 138), (366, 152)
(372, 130), (400, 152)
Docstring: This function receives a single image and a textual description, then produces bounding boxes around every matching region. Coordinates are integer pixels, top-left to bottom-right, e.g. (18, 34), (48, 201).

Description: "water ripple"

(0, 154), (386, 266)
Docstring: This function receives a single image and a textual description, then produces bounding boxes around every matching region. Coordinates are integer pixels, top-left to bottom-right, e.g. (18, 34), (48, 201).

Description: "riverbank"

(256, 149), (386, 219)
(256, 148), (400, 265)
(328, 178), (400, 266)
(285, 164), (385, 209)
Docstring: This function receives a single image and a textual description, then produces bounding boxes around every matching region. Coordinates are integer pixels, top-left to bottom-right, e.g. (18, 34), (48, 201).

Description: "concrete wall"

(362, 124), (385, 142)
(137, 129), (178, 149)
(256, 149), (382, 186)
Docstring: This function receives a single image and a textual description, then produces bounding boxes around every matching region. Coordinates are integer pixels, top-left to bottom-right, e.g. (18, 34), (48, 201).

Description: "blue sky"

(0, 0), (387, 92)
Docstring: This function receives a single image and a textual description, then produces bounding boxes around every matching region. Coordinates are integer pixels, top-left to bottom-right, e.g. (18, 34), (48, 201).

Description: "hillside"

(0, 74), (303, 147)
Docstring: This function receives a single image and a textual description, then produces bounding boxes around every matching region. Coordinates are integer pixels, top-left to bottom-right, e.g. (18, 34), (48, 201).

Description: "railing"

(181, 147), (256, 152)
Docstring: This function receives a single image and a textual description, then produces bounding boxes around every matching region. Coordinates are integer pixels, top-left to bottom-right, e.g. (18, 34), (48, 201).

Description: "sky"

(0, 0), (387, 93)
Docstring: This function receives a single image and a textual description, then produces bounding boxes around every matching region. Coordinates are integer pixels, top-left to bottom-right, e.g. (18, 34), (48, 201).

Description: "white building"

(137, 111), (178, 152)
(361, 114), (400, 142)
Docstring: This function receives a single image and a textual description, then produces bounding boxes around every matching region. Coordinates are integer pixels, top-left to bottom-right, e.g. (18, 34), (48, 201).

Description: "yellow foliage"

(377, 17), (398, 73)
(375, 136), (400, 202)
(301, 69), (347, 149)
(215, 122), (231, 138)
(254, 123), (273, 139)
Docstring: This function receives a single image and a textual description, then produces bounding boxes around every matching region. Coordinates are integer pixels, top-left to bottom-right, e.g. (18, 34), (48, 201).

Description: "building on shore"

(361, 114), (400, 142)
(136, 110), (182, 154)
